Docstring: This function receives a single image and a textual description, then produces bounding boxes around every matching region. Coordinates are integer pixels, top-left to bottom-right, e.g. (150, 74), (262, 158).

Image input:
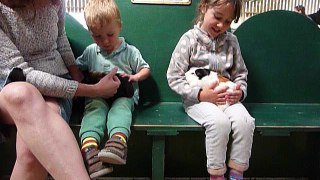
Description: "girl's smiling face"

(200, 3), (235, 38)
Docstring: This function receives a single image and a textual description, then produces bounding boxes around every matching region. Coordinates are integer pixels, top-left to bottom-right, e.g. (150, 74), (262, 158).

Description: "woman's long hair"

(0, 0), (59, 8)
(32, 0), (60, 9)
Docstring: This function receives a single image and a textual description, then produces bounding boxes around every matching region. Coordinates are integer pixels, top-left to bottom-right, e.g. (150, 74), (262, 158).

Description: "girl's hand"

(226, 83), (242, 105)
(198, 81), (228, 104)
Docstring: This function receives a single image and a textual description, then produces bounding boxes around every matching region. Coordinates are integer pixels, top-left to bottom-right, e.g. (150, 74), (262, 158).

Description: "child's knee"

(205, 114), (230, 129)
(233, 115), (255, 132)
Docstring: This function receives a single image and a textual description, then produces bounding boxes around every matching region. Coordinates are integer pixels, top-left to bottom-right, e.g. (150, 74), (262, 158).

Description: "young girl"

(167, 0), (255, 179)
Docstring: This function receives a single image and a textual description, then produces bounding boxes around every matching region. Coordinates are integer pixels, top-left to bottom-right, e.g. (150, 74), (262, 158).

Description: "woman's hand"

(75, 68), (121, 98)
(95, 68), (121, 98)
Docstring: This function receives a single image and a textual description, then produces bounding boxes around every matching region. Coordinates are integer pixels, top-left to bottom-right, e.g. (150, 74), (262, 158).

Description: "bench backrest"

(234, 10), (320, 103)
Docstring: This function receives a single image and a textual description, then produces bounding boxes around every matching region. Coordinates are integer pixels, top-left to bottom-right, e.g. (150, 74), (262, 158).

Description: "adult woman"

(0, 0), (120, 179)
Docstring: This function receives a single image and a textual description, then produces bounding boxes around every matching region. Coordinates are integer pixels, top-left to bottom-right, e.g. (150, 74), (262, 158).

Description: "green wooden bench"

(235, 10), (320, 136)
(65, 4), (320, 179)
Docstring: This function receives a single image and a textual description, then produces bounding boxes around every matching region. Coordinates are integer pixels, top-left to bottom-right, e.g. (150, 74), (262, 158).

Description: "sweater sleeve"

(229, 35), (248, 101)
(0, 25), (78, 98)
(56, 0), (77, 67)
(166, 33), (201, 103)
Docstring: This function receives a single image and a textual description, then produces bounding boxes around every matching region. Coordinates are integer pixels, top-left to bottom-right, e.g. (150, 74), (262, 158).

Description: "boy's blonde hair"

(84, 0), (121, 29)
(195, 0), (242, 24)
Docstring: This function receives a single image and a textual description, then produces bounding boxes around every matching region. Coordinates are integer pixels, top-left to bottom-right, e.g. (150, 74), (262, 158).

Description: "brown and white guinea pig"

(185, 67), (236, 110)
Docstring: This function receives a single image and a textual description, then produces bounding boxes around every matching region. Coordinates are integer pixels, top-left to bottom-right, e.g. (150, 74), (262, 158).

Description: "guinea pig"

(185, 67), (218, 87)
(185, 67), (236, 110)
(85, 71), (134, 103)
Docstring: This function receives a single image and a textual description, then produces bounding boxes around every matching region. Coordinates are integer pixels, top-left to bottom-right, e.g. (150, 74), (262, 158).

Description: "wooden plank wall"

(66, 0), (320, 19)
(244, 0), (320, 19)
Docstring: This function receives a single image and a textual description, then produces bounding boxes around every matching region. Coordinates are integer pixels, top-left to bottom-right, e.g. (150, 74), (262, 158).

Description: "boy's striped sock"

(112, 132), (127, 144)
(81, 137), (98, 153)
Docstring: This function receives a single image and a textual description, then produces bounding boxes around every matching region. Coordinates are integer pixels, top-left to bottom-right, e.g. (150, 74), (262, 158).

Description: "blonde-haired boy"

(77, 0), (151, 178)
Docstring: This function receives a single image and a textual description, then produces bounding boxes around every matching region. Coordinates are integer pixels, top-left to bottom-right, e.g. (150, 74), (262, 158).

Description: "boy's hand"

(119, 68), (151, 82)
(119, 73), (139, 82)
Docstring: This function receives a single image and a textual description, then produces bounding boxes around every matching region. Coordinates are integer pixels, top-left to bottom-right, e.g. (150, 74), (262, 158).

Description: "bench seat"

(133, 102), (201, 133)
(130, 102), (320, 179)
(132, 103), (320, 134)
(246, 103), (320, 135)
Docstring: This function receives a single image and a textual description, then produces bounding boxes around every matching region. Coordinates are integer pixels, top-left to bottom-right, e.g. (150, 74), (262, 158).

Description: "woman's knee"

(1, 82), (40, 107)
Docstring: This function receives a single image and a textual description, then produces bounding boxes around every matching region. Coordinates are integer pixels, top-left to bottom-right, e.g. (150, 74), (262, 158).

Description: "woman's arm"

(56, 0), (77, 67)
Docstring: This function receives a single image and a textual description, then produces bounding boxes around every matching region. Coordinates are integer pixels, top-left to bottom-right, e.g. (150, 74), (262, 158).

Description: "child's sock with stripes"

(112, 132), (127, 144)
(81, 137), (98, 153)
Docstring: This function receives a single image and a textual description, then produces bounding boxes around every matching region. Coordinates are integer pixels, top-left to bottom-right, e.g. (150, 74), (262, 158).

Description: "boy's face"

(200, 3), (235, 38)
(89, 20), (122, 54)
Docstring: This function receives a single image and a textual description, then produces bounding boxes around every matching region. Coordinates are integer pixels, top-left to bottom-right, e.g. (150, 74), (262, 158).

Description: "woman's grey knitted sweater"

(0, 0), (78, 98)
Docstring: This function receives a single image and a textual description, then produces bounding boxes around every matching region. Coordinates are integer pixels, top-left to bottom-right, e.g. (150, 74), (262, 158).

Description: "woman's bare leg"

(11, 97), (65, 180)
(0, 82), (89, 180)
(11, 133), (48, 180)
